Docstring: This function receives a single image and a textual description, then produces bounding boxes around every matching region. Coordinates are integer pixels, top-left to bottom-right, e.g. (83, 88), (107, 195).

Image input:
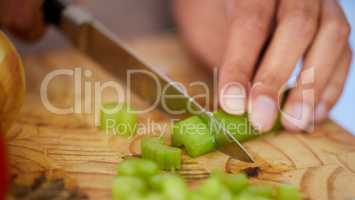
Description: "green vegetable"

(276, 185), (301, 200)
(142, 193), (164, 200)
(236, 192), (271, 200)
(141, 137), (182, 170)
(213, 172), (248, 194)
(113, 158), (302, 200)
(112, 176), (146, 200)
(99, 102), (137, 137)
(172, 116), (216, 157)
(186, 192), (205, 200)
(244, 185), (274, 198)
(149, 174), (188, 200)
(116, 158), (159, 178)
(197, 177), (232, 200)
(211, 111), (259, 147)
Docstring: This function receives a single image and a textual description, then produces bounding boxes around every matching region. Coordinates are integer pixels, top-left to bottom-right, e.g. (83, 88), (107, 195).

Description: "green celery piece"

(174, 116), (216, 157)
(276, 185), (301, 200)
(213, 172), (248, 194)
(172, 123), (184, 147)
(243, 185), (274, 198)
(116, 158), (159, 178)
(149, 174), (188, 200)
(142, 193), (164, 200)
(197, 177), (232, 200)
(235, 192), (271, 200)
(141, 137), (182, 170)
(112, 176), (146, 200)
(100, 102), (137, 137)
(212, 111), (259, 147)
(172, 116), (206, 147)
(187, 192), (205, 200)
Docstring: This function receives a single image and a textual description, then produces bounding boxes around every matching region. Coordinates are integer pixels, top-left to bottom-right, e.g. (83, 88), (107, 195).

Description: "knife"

(42, 0), (254, 163)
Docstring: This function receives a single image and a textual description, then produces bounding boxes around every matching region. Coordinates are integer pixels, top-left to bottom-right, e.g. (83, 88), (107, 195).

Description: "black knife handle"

(42, 0), (68, 25)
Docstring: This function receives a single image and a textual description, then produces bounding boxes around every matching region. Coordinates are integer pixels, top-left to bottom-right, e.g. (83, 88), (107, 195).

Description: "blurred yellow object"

(0, 31), (26, 133)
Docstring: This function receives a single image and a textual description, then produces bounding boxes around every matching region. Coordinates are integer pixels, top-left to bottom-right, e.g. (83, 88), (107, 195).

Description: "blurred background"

(11, 0), (355, 134)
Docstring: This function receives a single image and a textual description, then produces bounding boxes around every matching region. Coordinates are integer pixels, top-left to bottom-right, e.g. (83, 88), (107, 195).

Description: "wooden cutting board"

(5, 34), (355, 200)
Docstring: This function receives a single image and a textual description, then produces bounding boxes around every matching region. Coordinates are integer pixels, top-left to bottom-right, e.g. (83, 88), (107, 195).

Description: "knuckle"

(233, 7), (273, 33)
(280, 8), (318, 38)
(323, 17), (351, 40)
(257, 72), (286, 90)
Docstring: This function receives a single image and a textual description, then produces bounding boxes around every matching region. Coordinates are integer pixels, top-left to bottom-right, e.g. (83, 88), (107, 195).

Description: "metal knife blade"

(47, 4), (254, 162)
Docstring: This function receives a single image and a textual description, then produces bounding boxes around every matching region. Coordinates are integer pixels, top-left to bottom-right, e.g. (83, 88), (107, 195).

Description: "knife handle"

(43, 0), (68, 25)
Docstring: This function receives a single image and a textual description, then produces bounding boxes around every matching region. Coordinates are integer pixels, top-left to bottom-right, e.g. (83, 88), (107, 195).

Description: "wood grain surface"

(6, 34), (355, 200)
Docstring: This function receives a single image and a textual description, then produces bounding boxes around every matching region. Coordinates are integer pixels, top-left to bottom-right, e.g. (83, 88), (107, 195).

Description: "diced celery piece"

(116, 158), (159, 178)
(213, 172), (248, 194)
(236, 192), (271, 200)
(187, 192), (205, 200)
(141, 137), (182, 170)
(276, 185), (301, 200)
(143, 193), (164, 200)
(197, 177), (232, 200)
(100, 102), (137, 137)
(112, 176), (146, 200)
(173, 116), (216, 157)
(212, 111), (259, 146)
(244, 185), (274, 198)
(172, 122), (184, 147)
(149, 174), (188, 200)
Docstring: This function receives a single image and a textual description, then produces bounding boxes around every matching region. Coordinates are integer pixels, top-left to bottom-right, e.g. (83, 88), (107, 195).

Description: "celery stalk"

(141, 137), (182, 170)
(99, 102), (137, 137)
(276, 185), (301, 200)
(116, 158), (159, 178)
(112, 176), (146, 200)
(173, 116), (216, 157)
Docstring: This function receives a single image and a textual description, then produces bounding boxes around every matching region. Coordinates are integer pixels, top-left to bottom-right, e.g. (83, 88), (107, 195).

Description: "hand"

(174, 0), (352, 132)
(0, 0), (45, 41)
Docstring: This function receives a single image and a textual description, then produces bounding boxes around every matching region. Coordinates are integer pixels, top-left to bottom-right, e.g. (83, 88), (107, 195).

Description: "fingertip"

(314, 102), (328, 123)
(219, 83), (246, 115)
(249, 95), (277, 132)
(281, 102), (313, 131)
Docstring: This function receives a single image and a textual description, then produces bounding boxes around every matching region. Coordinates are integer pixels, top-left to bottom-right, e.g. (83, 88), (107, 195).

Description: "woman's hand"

(0, 0), (45, 41)
(174, 0), (352, 132)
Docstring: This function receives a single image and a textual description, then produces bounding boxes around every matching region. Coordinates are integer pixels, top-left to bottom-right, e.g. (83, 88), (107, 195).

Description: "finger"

(219, 0), (276, 115)
(282, 0), (351, 131)
(315, 47), (352, 122)
(173, 0), (228, 68)
(0, 0), (45, 41)
(249, 0), (320, 132)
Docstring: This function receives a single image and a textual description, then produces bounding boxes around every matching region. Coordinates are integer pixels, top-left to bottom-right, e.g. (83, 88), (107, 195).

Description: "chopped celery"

(116, 158), (159, 178)
(212, 111), (259, 147)
(141, 137), (182, 170)
(143, 193), (164, 200)
(112, 176), (146, 200)
(173, 116), (216, 157)
(187, 192), (205, 200)
(197, 177), (233, 200)
(172, 123), (185, 147)
(99, 102), (137, 137)
(213, 172), (248, 194)
(236, 192), (271, 200)
(244, 185), (274, 198)
(276, 185), (301, 200)
(149, 174), (188, 200)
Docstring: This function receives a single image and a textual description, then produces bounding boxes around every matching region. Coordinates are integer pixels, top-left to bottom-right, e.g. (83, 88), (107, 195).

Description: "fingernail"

(315, 102), (327, 122)
(249, 95), (277, 132)
(282, 103), (312, 131)
(220, 86), (245, 115)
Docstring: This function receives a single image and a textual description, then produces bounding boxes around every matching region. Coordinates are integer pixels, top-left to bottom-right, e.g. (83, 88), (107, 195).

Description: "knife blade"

(42, 0), (254, 163)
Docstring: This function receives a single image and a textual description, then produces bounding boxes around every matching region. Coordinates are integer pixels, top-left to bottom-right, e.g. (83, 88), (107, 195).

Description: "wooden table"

(6, 34), (355, 200)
